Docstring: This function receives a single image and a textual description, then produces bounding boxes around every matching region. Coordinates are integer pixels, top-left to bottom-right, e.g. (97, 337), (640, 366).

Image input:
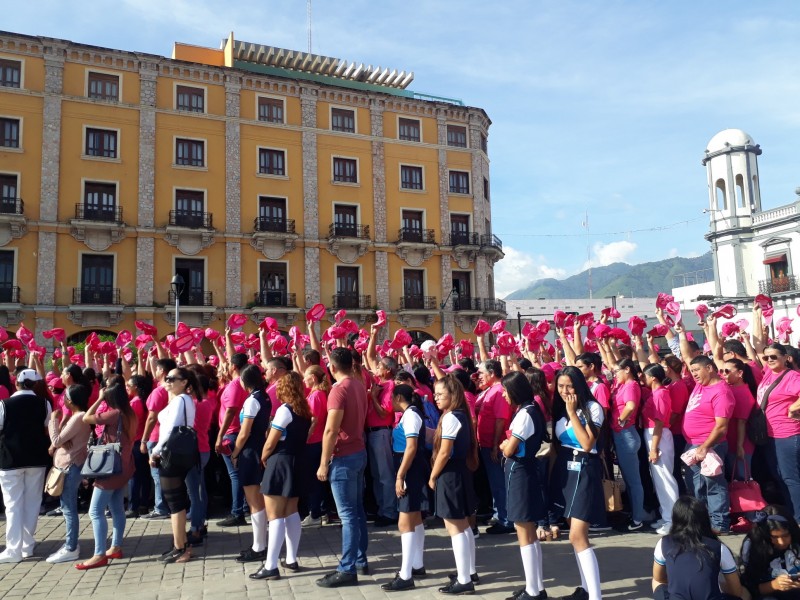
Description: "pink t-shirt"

(611, 381), (640, 432)
(366, 379), (394, 428)
(130, 396), (146, 441)
(476, 383), (510, 447)
(668, 379), (690, 434)
(464, 390), (477, 420)
(266, 382), (282, 418)
(218, 378), (247, 435)
(146, 384), (169, 442)
(193, 398), (214, 453)
(726, 385), (756, 454)
(589, 380), (610, 410)
(748, 360), (764, 386)
(758, 369), (800, 439)
(306, 388), (328, 445)
(642, 387), (672, 429)
(682, 380), (735, 445)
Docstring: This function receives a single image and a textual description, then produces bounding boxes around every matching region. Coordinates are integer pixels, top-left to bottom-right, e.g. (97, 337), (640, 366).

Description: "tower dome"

(706, 129), (755, 154)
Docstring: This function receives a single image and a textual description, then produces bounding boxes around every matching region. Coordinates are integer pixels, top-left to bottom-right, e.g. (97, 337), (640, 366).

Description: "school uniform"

(505, 403), (546, 523)
(237, 390), (271, 487)
(653, 535), (739, 600)
(261, 404), (311, 497)
(549, 400), (605, 524)
(393, 405), (430, 513)
(434, 409), (476, 520)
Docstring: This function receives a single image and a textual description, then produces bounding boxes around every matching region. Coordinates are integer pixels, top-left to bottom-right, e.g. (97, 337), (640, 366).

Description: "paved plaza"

(0, 514), (747, 599)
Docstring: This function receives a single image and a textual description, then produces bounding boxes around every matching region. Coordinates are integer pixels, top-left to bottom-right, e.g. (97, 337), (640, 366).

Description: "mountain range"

(505, 253), (713, 300)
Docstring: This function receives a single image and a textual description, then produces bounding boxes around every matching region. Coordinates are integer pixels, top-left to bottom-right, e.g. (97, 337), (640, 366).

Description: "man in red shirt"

(475, 359), (513, 534)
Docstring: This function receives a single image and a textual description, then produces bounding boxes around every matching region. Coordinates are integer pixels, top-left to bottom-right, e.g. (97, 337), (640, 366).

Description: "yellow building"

(0, 31), (505, 344)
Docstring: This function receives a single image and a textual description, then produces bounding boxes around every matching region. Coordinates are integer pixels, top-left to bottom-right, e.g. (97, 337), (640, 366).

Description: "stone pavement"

(0, 515), (746, 599)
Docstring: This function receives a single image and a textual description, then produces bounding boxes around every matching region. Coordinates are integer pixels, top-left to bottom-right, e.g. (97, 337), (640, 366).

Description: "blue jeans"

(366, 428), (398, 519)
(329, 449), (368, 574)
(479, 446), (510, 527)
(305, 442), (326, 519)
(185, 451), (210, 531)
(613, 427), (647, 523)
(765, 436), (800, 521)
(684, 442), (730, 530)
(60, 464), (83, 551)
(146, 441), (168, 515)
(221, 433), (246, 517)
(89, 486), (125, 556)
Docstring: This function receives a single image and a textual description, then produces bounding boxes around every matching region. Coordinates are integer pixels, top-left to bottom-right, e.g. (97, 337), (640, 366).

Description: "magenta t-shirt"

(146, 384), (169, 442)
(476, 383), (511, 447)
(193, 398), (214, 453)
(682, 380), (734, 445)
(749, 360), (764, 386)
(758, 369), (800, 439)
(668, 380), (690, 434)
(611, 381), (640, 432)
(590, 380), (610, 410)
(366, 379), (394, 428)
(306, 388), (328, 445)
(642, 387), (671, 428)
(266, 382), (282, 418)
(726, 385), (755, 454)
(218, 378), (247, 435)
(464, 391), (477, 420)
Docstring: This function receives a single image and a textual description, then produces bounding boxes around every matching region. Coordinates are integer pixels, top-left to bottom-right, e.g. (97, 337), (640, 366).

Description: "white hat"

(17, 369), (43, 383)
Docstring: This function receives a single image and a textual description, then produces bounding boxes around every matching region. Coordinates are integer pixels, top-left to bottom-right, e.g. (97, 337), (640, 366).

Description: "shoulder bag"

(81, 416), (123, 478)
(747, 370), (789, 446)
(160, 395), (199, 474)
(601, 454), (624, 512)
(44, 465), (67, 496)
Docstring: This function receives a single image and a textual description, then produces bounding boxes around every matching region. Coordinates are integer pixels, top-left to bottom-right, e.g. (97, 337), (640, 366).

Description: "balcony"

(400, 295), (437, 310)
(165, 210), (215, 256)
(73, 287), (121, 305)
(396, 227), (436, 266)
(327, 223), (370, 263)
(332, 293), (371, 310)
(168, 289), (213, 307)
(452, 296), (483, 312)
(251, 217), (298, 260)
(759, 276), (800, 295)
(70, 203), (125, 251)
(446, 231), (480, 268)
(397, 228), (435, 244)
(68, 287), (124, 328)
(163, 290), (215, 327)
(254, 290), (297, 307)
(446, 231), (480, 247)
(480, 234), (504, 264)
(0, 285), (22, 327)
(0, 286), (19, 303)
(398, 295), (438, 328)
(251, 290), (301, 328)
(0, 198), (26, 246)
(483, 298), (507, 316)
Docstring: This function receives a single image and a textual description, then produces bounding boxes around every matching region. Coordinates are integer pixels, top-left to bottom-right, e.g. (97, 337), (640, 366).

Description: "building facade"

(0, 31), (505, 343)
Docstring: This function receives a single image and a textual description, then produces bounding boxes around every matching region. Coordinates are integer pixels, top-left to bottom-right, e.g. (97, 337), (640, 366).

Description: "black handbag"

(81, 416), (122, 478)
(747, 370), (788, 446)
(160, 395), (199, 473)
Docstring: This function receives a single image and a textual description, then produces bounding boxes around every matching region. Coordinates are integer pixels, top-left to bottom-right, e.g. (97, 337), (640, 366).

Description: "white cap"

(17, 369), (43, 383)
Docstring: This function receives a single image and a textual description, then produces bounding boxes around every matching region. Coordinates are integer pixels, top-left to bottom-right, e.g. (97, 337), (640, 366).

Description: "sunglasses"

(764, 355), (782, 362)
(164, 376), (186, 383)
(720, 368), (734, 374)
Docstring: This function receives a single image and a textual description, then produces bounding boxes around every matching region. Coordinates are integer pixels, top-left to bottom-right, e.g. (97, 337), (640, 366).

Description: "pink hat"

(736, 318), (749, 333)
(593, 323), (612, 339)
(16, 323), (33, 346)
(694, 304), (709, 323)
(777, 317), (793, 343)
(306, 303), (326, 323)
(496, 331), (516, 355)
(491, 320), (507, 334)
(259, 317), (278, 331)
(647, 324), (669, 338)
(665, 301), (682, 325)
(712, 304), (737, 320)
(115, 330), (132, 348)
(135, 320), (158, 337)
(656, 293), (674, 310)
(540, 362), (558, 383)
(375, 310), (387, 328)
(583, 339), (598, 353)
(134, 334), (152, 350)
(628, 316), (647, 337)
(553, 310), (568, 329)
(457, 339), (474, 358)
(473, 319), (490, 336)
(601, 307), (621, 319)
(227, 314), (248, 330)
(230, 331), (246, 344)
(334, 309), (347, 324)
(42, 328), (66, 343)
(608, 328), (631, 345)
(204, 327), (220, 340)
(391, 328), (412, 350)
(720, 322), (740, 338)
(577, 313), (594, 327)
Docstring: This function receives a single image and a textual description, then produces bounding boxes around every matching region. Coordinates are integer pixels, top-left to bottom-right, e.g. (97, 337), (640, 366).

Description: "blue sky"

(7, 1), (800, 297)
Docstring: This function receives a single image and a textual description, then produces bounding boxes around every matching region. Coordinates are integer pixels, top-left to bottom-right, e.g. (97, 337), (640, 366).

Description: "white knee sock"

(250, 510), (267, 552)
(464, 525), (476, 575)
(265, 517), (285, 570)
(451, 531), (471, 585)
(576, 547), (602, 600)
(574, 550), (588, 590)
(284, 512), (301, 563)
(531, 541), (544, 593)
(412, 523), (425, 569)
(521, 543), (542, 595)
(399, 532), (414, 580)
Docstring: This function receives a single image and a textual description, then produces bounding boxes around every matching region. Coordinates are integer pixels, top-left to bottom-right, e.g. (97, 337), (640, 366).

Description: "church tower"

(701, 129), (762, 297)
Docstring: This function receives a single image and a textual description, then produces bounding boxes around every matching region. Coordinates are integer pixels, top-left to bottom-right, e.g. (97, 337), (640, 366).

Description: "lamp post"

(440, 287), (459, 336)
(171, 274), (185, 334)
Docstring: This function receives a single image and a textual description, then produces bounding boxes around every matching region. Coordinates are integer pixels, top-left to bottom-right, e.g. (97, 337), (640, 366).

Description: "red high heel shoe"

(75, 556), (109, 570)
(106, 549), (123, 560)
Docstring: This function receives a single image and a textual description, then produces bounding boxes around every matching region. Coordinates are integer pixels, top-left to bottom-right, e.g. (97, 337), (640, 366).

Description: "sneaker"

(216, 514), (247, 527)
(438, 579), (475, 595)
(627, 521), (643, 531)
(588, 524), (612, 532)
(301, 515), (322, 528)
(650, 519), (665, 529)
(381, 574), (415, 591)
(0, 550), (22, 564)
(46, 545), (80, 564)
(141, 510), (169, 520)
(45, 507), (63, 517)
(316, 571), (359, 588)
(486, 524), (514, 534)
(655, 523), (671, 535)
(236, 548), (266, 563)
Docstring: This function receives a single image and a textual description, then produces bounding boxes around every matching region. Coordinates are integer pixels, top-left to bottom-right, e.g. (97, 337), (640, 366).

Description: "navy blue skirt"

(549, 446), (605, 524)
(394, 452), (431, 513)
(434, 458), (476, 520)
(505, 457), (545, 523)
(238, 446), (265, 487)
(261, 453), (306, 497)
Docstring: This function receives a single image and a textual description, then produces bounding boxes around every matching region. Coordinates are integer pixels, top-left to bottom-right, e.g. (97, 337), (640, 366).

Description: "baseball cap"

(17, 369), (43, 383)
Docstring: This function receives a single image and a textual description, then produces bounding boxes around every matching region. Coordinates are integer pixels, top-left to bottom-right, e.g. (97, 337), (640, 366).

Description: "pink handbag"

(729, 460), (767, 513)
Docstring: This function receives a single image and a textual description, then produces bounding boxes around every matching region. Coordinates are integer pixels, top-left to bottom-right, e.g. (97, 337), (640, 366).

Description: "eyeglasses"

(164, 376), (186, 383)
(764, 355), (782, 362)
(720, 368), (732, 374)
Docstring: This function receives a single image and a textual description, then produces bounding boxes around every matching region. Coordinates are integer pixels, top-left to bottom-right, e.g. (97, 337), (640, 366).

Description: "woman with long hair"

(642, 364), (680, 535)
(231, 364), (271, 563)
(78, 382), (138, 569)
(185, 364), (214, 546)
(741, 504), (800, 598)
(652, 496), (742, 599)
(126, 374), (152, 518)
(150, 367), (201, 564)
(500, 372), (547, 600)
(663, 355), (690, 495)
(250, 371), (312, 581)
(381, 384), (430, 592)
(720, 358), (757, 482)
(429, 374), (479, 595)
(302, 364), (330, 527)
(550, 365), (605, 600)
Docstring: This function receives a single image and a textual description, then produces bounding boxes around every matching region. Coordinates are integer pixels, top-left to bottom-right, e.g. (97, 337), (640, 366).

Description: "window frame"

(174, 83), (206, 114)
(0, 116), (21, 150)
(173, 256), (208, 306)
(448, 170), (471, 195)
(330, 106), (357, 133)
(399, 164), (425, 191)
(332, 156), (359, 184)
(257, 195), (289, 232)
(258, 260), (290, 305)
(402, 268), (427, 307)
(86, 69), (121, 102)
(78, 252), (117, 301)
(256, 94), (285, 124)
(446, 124), (468, 148)
(0, 57), (23, 89)
(81, 179), (119, 222)
(0, 172), (19, 215)
(173, 187), (207, 228)
(83, 126), (120, 160)
(257, 146), (288, 177)
(0, 247), (17, 302)
(398, 116), (422, 142)
(173, 136), (206, 169)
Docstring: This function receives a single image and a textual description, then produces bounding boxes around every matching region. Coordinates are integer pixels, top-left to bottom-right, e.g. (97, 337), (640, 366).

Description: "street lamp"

(171, 274), (185, 333)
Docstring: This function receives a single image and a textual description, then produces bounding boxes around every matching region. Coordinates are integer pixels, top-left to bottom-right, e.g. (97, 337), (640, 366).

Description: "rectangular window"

(80, 255), (115, 304)
(0, 174), (17, 214)
(333, 157), (358, 183)
(450, 214), (471, 245)
(87, 71), (119, 101)
(0, 59), (21, 88)
(398, 117), (421, 142)
(333, 204), (358, 237)
(483, 177), (490, 201)
(83, 182), (117, 222)
(257, 196), (287, 232)
(0, 250), (14, 302)
(174, 258), (206, 306)
(447, 125), (467, 148)
(400, 165), (423, 190)
(85, 128), (118, 158)
(176, 85), (204, 112)
(258, 97), (284, 123)
(0, 118), (20, 148)
(449, 171), (470, 195)
(452, 272), (472, 301)
(259, 262), (288, 306)
(175, 138), (205, 167)
(174, 190), (205, 228)
(336, 266), (360, 308)
(259, 148), (286, 176)
(401, 210), (423, 242)
(331, 108), (355, 133)
(403, 270), (425, 308)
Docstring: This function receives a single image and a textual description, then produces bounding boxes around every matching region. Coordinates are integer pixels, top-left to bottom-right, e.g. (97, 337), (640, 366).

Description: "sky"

(7, 1), (800, 298)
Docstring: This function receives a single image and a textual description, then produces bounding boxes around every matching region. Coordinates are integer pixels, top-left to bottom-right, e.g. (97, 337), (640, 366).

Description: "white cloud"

(668, 248), (679, 258)
(495, 247), (567, 298)
(584, 241), (638, 269)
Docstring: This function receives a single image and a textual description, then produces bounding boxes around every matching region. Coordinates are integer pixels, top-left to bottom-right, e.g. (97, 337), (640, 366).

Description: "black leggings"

(159, 471), (190, 514)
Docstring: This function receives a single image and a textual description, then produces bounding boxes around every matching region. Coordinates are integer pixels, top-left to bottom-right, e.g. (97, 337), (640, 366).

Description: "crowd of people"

(1, 293), (800, 599)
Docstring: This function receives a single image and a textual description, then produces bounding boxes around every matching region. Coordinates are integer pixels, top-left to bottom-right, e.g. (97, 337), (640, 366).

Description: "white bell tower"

(701, 129), (762, 297)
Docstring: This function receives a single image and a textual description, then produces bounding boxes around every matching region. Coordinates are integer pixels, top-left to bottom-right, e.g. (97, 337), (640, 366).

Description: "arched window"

(735, 174), (745, 208)
(715, 179), (727, 211)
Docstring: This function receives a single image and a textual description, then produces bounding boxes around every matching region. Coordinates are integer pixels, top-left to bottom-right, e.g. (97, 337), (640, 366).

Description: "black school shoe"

(560, 588), (588, 600)
(280, 558), (300, 571)
(507, 589), (548, 600)
(249, 566), (280, 580)
(236, 548), (266, 563)
(381, 575), (415, 592)
(448, 572), (480, 584)
(438, 580), (475, 595)
(316, 571), (359, 588)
